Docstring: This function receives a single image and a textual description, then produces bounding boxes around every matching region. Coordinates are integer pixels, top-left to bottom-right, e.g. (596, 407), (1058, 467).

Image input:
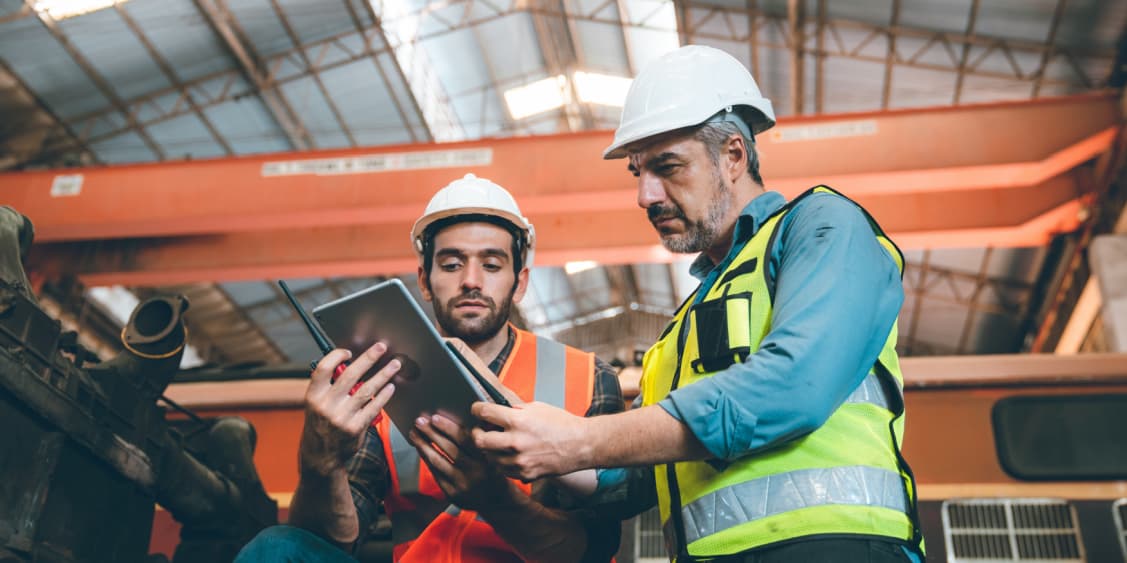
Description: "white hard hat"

(603, 45), (776, 159)
(411, 173), (536, 267)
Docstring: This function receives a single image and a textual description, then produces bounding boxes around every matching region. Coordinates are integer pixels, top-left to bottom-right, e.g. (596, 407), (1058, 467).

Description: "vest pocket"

(689, 291), (753, 374)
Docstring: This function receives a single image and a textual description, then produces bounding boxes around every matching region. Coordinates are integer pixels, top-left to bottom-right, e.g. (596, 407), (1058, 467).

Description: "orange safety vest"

(377, 325), (596, 562)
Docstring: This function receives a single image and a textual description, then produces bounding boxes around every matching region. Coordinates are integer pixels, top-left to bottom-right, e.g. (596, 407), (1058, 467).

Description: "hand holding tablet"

(310, 279), (511, 438)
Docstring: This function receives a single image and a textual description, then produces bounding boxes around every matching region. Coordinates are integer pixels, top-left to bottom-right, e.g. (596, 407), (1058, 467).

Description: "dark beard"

(432, 287), (515, 345)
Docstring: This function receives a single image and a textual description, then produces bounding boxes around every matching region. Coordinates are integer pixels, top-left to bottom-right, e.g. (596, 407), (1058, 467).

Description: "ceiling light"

(34, 0), (121, 19)
(564, 260), (599, 275)
(504, 75), (567, 120)
(573, 71), (632, 107)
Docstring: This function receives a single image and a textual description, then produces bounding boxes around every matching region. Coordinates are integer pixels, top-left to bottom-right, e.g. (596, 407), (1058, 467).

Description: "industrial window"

(634, 507), (666, 562)
(942, 498), (1085, 562)
(992, 394), (1127, 480)
(1114, 499), (1127, 561)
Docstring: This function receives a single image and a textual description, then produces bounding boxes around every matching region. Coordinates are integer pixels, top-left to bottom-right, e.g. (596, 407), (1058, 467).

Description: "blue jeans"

(235, 525), (358, 562)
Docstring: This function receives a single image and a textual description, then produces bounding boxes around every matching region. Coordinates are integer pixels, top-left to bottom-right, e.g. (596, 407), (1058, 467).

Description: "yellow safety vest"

(640, 186), (922, 560)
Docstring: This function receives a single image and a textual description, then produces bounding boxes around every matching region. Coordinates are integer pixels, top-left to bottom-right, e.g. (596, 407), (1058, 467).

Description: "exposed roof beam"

(657, 1), (1110, 85)
(903, 263), (1032, 333)
(605, 264), (641, 307)
(746, 0), (760, 79)
(955, 247), (995, 353)
(529, 0), (592, 131)
(561, 0), (597, 129)
(813, 0), (825, 114)
(341, 0), (427, 143)
(665, 263), (680, 309)
(560, 266), (586, 314)
(615, 0), (637, 76)
(0, 4), (31, 24)
(673, 0), (690, 44)
(787, 0), (805, 115)
(371, 0), (465, 140)
(192, 0), (314, 150)
(468, 23), (522, 136)
(42, 27), (389, 157)
(0, 59), (99, 168)
(880, 0), (901, 110)
(905, 249), (931, 355)
(112, 3), (233, 156)
(268, 0), (356, 146)
(360, 2), (439, 141)
(53, 1), (1113, 153)
(952, 0), (981, 105)
(25, 0), (165, 160)
(1031, 0), (1069, 98)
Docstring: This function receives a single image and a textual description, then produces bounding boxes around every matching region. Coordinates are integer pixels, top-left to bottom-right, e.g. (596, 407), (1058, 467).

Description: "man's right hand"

(299, 342), (400, 477)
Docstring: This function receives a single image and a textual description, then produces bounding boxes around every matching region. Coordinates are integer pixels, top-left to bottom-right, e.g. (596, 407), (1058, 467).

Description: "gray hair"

(692, 121), (763, 186)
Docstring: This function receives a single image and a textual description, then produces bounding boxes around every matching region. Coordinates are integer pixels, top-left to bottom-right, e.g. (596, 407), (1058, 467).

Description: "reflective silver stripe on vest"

(663, 465), (909, 551)
(533, 336), (566, 406)
(844, 372), (894, 410)
(389, 424), (419, 494)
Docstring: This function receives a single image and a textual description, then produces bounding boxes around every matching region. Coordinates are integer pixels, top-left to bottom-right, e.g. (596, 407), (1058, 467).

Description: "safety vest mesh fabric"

(639, 186), (919, 560)
(379, 326), (596, 562)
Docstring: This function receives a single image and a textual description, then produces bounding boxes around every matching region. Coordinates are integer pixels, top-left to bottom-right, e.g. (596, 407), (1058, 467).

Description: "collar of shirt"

(688, 191), (787, 289)
(485, 325), (517, 374)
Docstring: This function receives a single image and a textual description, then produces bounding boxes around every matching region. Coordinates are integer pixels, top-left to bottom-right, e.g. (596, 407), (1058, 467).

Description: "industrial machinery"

(0, 206), (276, 563)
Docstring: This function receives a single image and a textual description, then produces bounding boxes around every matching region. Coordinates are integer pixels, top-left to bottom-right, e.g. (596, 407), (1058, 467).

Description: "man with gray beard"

(471, 45), (925, 563)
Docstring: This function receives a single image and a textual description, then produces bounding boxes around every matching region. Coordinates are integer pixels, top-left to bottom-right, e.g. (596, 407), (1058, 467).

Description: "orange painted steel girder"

(8, 93), (1120, 285)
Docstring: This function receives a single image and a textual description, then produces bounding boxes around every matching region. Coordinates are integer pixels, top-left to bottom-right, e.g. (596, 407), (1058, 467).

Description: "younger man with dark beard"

(236, 174), (624, 563)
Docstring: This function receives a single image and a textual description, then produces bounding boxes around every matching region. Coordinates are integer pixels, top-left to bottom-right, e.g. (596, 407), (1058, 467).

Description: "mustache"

(647, 203), (686, 223)
(447, 290), (495, 308)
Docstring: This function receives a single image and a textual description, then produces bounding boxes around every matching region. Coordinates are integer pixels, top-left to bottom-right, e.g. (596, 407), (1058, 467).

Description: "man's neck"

(466, 325), (511, 367)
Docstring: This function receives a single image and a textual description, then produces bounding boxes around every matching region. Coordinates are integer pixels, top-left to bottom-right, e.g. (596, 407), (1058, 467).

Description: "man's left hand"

(409, 413), (514, 511)
(471, 401), (590, 481)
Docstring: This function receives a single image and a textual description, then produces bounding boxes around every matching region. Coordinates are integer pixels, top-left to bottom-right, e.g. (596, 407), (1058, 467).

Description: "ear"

(512, 267), (530, 304)
(724, 134), (748, 184)
(417, 266), (433, 302)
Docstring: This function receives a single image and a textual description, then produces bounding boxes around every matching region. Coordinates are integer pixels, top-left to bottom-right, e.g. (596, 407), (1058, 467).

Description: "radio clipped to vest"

(689, 286), (753, 374)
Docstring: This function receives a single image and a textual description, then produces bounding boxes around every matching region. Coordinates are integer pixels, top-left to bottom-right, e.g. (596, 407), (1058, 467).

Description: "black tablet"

(312, 278), (507, 436)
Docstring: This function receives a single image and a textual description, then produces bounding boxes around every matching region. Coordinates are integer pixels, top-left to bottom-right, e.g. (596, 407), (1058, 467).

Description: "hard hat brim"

(603, 101), (776, 160)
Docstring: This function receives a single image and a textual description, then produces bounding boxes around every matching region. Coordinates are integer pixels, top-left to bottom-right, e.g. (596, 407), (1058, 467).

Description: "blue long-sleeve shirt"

(658, 189), (904, 460)
(592, 190), (911, 551)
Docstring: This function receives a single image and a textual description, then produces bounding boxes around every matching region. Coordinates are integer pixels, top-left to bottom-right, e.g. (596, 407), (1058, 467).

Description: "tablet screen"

(311, 279), (495, 435)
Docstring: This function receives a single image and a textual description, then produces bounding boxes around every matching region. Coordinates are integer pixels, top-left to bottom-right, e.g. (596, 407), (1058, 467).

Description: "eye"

(438, 259), (463, 272)
(483, 261), (504, 272)
(656, 164), (679, 177)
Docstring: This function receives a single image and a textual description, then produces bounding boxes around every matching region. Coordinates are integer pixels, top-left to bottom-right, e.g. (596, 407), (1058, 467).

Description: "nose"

(637, 172), (666, 210)
(460, 263), (484, 292)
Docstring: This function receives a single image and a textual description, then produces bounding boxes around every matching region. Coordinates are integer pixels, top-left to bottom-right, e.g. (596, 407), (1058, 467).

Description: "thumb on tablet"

(444, 337), (523, 406)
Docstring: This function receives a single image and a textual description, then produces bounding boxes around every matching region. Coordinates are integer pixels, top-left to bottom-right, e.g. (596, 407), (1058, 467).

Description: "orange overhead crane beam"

(8, 93), (1120, 285)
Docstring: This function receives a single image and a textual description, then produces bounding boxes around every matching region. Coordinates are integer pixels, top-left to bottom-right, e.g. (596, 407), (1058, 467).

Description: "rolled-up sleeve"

(347, 426), (390, 536)
(657, 193), (904, 461)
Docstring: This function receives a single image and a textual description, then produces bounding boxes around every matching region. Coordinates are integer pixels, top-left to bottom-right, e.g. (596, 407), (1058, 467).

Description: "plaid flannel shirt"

(346, 326), (625, 560)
